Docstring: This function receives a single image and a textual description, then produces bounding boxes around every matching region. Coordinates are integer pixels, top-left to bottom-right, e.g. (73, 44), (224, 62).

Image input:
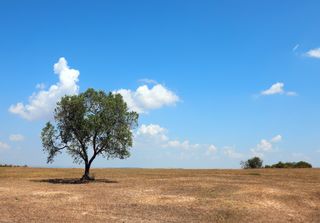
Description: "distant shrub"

(0, 164), (28, 168)
(265, 161), (312, 168)
(248, 172), (261, 176)
(271, 161), (286, 168)
(294, 161), (312, 168)
(241, 157), (263, 169)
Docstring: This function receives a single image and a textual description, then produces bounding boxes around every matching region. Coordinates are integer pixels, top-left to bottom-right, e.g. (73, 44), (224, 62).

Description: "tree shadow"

(31, 178), (118, 185)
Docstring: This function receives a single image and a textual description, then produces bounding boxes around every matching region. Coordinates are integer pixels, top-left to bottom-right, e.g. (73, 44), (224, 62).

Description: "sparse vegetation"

(0, 164), (28, 167)
(240, 157), (263, 169)
(0, 167), (320, 222)
(265, 161), (312, 168)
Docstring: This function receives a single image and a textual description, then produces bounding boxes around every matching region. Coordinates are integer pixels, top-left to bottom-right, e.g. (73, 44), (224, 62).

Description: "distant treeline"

(0, 164), (28, 167)
(265, 161), (312, 169)
(241, 157), (312, 169)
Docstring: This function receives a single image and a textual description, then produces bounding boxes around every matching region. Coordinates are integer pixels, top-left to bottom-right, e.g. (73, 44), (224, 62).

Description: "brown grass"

(0, 167), (320, 222)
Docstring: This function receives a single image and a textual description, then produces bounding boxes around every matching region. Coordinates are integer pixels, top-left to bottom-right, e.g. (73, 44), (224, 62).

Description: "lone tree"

(241, 157), (263, 169)
(41, 88), (138, 181)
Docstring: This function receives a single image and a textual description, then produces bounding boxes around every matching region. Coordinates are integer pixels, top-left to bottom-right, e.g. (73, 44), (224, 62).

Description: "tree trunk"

(81, 163), (93, 181)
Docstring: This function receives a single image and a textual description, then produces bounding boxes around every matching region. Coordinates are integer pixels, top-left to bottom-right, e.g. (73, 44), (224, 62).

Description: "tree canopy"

(265, 161), (312, 168)
(240, 157), (263, 169)
(41, 88), (138, 180)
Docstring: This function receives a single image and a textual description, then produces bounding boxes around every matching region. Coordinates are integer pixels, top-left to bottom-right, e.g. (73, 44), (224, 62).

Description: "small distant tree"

(41, 88), (138, 181)
(272, 161), (286, 168)
(294, 161), (312, 168)
(241, 157), (263, 169)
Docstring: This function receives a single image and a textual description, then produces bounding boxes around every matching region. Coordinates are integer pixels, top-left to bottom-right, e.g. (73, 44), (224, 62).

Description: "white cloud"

(251, 135), (282, 157)
(115, 84), (179, 113)
(136, 124), (168, 141)
(206, 144), (218, 155)
(286, 91), (297, 96)
(261, 82), (297, 96)
(306, 48), (320, 58)
(257, 139), (273, 152)
(9, 134), (25, 142)
(10, 57), (179, 119)
(292, 44), (299, 52)
(261, 82), (284, 95)
(0, 141), (10, 150)
(9, 57), (80, 121)
(223, 147), (243, 159)
(135, 124), (217, 155)
(165, 140), (200, 150)
(271, 134), (282, 143)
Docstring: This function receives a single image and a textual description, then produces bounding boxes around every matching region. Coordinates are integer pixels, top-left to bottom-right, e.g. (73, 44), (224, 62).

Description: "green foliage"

(295, 161), (312, 168)
(0, 164), (28, 167)
(41, 88), (139, 179)
(266, 161), (312, 168)
(241, 157), (263, 169)
(271, 161), (286, 168)
(247, 172), (261, 176)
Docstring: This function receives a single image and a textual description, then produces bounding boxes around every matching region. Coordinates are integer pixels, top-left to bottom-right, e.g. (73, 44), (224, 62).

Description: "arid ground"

(0, 167), (319, 223)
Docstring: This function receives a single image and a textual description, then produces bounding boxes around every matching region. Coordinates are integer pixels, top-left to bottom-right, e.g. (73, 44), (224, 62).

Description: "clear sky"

(0, 0), (319, 168)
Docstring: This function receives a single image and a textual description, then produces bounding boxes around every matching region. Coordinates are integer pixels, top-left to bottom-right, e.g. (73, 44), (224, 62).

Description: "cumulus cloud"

(10, 57), (179, 120)
(136, 124), (168, 142)
(270, 134), (282, 143)
(115, 84), (179, 113)
(251, 135), (282, 157)
(9, 57), (80, 120)
(206, 145), (218, 155)
(0, 141), (10, 150)
(262, 82), (284, 95)
(256, 139), (272, 152)
(223, 147), (243, 159)
(135, 124), (217, 155)
(261, 82), (297, 96)
(165, 140), (200, 150)
(9, 134), (25, 142)
(306, 48), (320, 58)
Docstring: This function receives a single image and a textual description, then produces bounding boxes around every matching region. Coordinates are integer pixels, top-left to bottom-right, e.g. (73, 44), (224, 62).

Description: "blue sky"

(0, 0), (320, 168)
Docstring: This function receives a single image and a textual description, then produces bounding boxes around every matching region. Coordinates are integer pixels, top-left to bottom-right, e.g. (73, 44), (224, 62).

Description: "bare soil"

(0, 167), (319, 222)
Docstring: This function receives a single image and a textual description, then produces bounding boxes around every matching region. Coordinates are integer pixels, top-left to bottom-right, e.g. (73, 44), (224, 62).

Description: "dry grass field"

(0, 167), (320, 223)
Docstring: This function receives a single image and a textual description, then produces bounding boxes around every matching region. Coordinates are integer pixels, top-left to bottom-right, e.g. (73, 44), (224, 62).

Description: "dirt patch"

(32, 191), (71, 196)
(140, 194), (196, 205)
